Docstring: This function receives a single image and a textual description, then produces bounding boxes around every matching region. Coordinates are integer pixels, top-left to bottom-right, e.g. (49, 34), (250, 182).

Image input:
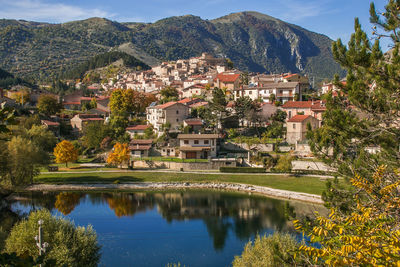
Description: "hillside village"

(0, 52), (344, 172)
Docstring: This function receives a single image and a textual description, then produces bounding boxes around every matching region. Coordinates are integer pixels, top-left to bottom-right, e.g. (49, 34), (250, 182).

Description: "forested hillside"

(0, 12), (345, 83)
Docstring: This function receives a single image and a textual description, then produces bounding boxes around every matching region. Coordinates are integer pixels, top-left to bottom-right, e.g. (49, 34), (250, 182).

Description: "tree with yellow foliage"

(53, 140), (79, 167)
(107, 142), (130, 168)
(294, 166), (400, 266)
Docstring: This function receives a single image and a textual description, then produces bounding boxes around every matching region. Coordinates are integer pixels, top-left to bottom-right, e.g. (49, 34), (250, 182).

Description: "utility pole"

(35, 220), (49, 266)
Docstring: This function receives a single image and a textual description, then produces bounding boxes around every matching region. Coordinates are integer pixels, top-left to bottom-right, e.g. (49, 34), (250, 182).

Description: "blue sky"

(0, 0), (389, 48)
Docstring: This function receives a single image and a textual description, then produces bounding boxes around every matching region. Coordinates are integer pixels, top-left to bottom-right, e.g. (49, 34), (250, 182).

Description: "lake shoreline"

(25, 182), (323, 204)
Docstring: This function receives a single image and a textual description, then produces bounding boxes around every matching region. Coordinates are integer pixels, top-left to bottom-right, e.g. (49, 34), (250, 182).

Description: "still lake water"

(8, 190), (322, 266)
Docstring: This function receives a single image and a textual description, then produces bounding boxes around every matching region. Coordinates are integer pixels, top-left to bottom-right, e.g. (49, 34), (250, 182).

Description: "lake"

(6, 190), (322, 266)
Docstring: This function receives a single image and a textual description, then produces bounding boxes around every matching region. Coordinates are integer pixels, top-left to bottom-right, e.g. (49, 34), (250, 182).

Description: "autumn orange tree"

(294, 166), (400, 266)
(107, 142), (130, 168)
(53, 140), (79, 167)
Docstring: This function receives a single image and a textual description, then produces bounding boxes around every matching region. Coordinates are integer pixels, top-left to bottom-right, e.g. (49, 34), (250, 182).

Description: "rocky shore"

(26, 182), (323, 204)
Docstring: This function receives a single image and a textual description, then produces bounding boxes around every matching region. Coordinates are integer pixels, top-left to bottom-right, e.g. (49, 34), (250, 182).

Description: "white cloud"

(0, 0), (113, 22)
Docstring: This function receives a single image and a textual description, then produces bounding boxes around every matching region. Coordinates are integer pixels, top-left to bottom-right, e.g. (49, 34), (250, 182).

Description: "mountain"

(61, 51), (150, 80)
(0, 12), (344, 83)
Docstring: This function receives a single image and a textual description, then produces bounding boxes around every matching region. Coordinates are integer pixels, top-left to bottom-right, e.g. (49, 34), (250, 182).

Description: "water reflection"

(10, 190), (308, 251)
(55, 192), (82, 215)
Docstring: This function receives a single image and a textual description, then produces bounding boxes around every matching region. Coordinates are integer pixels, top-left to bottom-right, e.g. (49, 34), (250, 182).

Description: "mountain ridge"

(0, 12), (344, 83)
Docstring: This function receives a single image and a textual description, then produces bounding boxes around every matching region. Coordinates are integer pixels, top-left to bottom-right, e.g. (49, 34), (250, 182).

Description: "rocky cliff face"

(0, 12), (344, 82)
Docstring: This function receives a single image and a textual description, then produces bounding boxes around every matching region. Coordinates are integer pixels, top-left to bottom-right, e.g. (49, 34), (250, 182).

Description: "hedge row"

(220, 167), (266, 173)
(270, 168), (337, 176)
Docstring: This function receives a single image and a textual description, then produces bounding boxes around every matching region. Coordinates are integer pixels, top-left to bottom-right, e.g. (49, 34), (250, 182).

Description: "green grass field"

(35, 171), (328, 195)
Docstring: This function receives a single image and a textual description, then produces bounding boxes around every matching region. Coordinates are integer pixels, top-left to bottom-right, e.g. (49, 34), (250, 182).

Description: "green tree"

(21, 125), (58, 166)
(109, 114), (129, 141)
(225, 58), (234, 69)
(160, 86), (179, 103)
(144, 126), (155, 139)
(209, 87), (229, 131)
(307, 0), (400, 209)
(274, 154), (292, 172)
(37, 95), (61, 116)
(268, 93), (276, 103)
(81, 121), (111, 150)
(109, 88), (134, 116)
(5, 209), (100, 267)
(234, 96), (255, 126)
(294, 2), (400, 265)
(239, 72), (249, 86)
(4, 136), (42, 187)
(25, 125), (57, 152)
(0, 103), (15, 133)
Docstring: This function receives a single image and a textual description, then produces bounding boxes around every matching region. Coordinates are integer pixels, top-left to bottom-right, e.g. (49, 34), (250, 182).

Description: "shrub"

(274, 155), (293, 172)
(5, 209), (100, 267)
(232, 233), (301, 267)
(220, 167), (266, 173)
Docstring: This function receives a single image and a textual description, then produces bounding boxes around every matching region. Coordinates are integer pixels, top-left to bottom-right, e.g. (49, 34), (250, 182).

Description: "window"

(176, 118), (179, 122)
(288, 111), (292, 118)
(293, 124), (296, 129)
(194, 140), (199, 144)
(176, 110), (179, 114)
(249, 91), (252, 94)
(204, 140), (209, 144)
(184, 140), (189, 144)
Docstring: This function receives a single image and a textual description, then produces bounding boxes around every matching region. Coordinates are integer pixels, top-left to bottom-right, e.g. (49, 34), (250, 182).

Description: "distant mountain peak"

(212, 11), (281, 24)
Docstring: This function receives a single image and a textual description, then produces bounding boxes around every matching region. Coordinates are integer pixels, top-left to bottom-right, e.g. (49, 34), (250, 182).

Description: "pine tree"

(308, 0), (400, 209)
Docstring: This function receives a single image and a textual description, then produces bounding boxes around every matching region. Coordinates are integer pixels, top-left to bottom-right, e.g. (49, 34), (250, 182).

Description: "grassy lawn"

(35, 171), (327, 195)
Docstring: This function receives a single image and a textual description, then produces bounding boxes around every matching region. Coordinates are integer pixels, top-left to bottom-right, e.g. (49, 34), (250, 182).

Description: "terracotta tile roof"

(189, 101), (209, 108)
(82, 118), (104, 121)
(63, 101), (80, 105)
(215, 73), (240, 83)
(41, 120), (60, 126)
(178, 98), (195, 104)
(283, 73), (298, 79)
(184, 119), (203, 126)
(126, 125), (151, 131)
(311, 101), (327, 111)
(260, 82), (300, 89)
(80, 97), (93, 101)
(153, 101), (178, 109)
(78, 114), (102, 119)
(178, 134), (219, 139)
(282, 101), (313, 108)
(130, 139), (153, 145)
(287, 114), (313, 122)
